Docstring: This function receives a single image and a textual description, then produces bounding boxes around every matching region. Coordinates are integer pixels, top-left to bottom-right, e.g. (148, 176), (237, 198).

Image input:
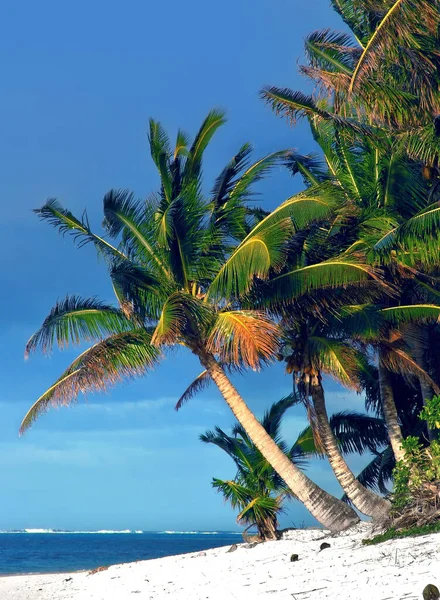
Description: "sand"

(1, 523), (439, 599)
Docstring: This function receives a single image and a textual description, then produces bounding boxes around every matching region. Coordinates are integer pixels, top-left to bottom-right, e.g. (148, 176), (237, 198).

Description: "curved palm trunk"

(378, 357), (406, 463)
(310, 379), (390, 520)
(199, 352), (360, 532)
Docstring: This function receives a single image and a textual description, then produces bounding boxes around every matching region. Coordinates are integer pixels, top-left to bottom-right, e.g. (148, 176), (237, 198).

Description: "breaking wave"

(159, 531), (241, 535)
(0, 529), (144, 534)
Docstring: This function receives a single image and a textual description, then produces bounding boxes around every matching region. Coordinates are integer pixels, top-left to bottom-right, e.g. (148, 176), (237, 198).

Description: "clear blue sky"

(0, 0), (369, 531)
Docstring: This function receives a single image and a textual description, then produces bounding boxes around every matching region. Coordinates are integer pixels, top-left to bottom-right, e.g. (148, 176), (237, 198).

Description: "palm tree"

(297, 370), (433, 498)
(259, 82), (440, 463)
(200, 395), (306, 541)
(22, 112), (376, 531)
(278, 320), (391, 519)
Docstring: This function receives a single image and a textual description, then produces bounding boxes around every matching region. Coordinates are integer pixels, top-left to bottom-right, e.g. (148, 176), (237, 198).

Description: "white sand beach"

(1, 523), (439, 599)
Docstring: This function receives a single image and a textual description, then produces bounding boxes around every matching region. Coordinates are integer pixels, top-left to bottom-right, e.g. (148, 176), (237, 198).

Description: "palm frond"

(305, 29), (358, 75)
(20, 330), (160, 433)
(175, 370), (211, 411)
(228, 150), (291, 203)
(110, 260), (168, 322)
(211, 143), (253, 208)
(183, 109), (227, 182)
(260, 393), (301, 437)
(329, 411), (388, 454)
(293, 411), (388, 458)
(380, 344), (440, 394)
(152, 292), (212, 347)
(265, 258), (382, 305)
(307, 337), (365, 389)
(207, 311), (280, 370)
(207, 193), (336, 300)
(348, 0), (440, 101)
(286, 152), (330, 186)
(260, 87), (374, 135)
(25, 296), (133, 358)
(34, 199), (126, 260)
(103, 189), (170, 276)
(381, 304), (440, 327)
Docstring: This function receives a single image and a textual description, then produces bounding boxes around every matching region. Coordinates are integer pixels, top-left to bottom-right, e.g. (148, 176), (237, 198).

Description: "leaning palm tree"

(22, 112), (377, 530)
(200, 395), (306, 541)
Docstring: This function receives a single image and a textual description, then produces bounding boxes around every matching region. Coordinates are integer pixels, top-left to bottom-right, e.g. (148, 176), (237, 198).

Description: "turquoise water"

(0, 530), (242, 575)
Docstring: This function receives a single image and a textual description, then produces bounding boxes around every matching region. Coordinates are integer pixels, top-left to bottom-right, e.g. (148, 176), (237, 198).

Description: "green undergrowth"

(362, 521), (440, 546)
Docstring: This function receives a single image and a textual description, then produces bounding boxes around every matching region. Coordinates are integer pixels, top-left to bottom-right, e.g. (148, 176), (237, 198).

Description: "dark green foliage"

(419, 395), (440, 431)
(362, 522), (440, 546)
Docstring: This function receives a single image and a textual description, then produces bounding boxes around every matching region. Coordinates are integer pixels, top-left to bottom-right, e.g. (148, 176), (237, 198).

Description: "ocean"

(0, 530), (243, 575)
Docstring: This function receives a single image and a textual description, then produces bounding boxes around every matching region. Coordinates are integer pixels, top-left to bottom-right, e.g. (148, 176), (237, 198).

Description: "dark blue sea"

(0, 530), (242, 575)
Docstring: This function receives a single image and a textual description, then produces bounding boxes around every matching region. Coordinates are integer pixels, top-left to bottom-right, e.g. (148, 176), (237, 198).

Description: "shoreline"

(1, 523), (439, 599)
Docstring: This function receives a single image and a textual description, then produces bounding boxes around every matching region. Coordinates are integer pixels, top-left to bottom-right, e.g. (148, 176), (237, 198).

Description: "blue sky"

(0, 0), (370, 531)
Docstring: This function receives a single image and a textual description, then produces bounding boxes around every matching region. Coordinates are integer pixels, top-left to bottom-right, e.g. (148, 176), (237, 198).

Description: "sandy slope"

(1, 523), (439, 599)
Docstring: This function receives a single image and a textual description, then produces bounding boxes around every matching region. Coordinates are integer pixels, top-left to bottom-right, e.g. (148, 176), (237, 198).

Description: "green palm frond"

(305, 29), (358, 75)
(260, 393), (301, 437)
(148, 119), (173, 202)
(208, 193), (336, 300)
(109, 260), (168, 322)
(381, 304), (440, 327)
(227, 150), (291, 203)
(20, 330), (160, 434)
(237, 495), (280, 524)
(286, 152), (329, 186)
(175, 369), (211, 411)
(152, 292), (212, 347)
(293, 411), (388, 457)
(103, 189), (170, 276)
(34, 199), (126, 260)
(211, 143), (254, 208)
(149, 118), (172, 166)
(183, 109), (227, 182)
(329, 0), (370, 43)
(208, 147), (292, 244)
(265, 259), (381, 305)
(174, 129), (190, 159)
(306, 336), (365, 389)
(25, 296), (133, 358)
(260, 87), (374, 135)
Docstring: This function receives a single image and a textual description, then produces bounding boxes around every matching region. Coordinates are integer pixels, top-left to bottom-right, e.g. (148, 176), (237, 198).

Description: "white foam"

(0, 529), (144, 535)
(159, 531), (240, 535)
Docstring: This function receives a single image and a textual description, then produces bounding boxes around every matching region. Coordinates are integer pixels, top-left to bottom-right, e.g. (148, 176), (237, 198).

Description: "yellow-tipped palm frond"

(20, 330), (160, 434)
(207, 311), (280, 370)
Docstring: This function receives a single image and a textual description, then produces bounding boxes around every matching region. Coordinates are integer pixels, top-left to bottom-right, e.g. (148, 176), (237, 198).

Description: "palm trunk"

(403, 323), (436, 441)
(310, 378), (390, 520)
(199, 352), (360, 532)
(257, 515), (278, 541)
(378, 357), (406, 462)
